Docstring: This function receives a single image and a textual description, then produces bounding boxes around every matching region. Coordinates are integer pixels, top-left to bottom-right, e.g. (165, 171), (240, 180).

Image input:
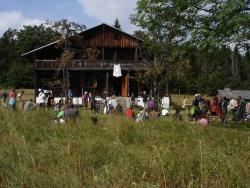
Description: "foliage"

(7, 61), (34, 88)
(131, 0), (250, 94)
(0, 29), (18, 85)
(84, 47), (100, 63)
(46, 19), (86, 38)
(60, 50), (74, 66)
(0, 25), (60, 88)
(0, 109), (249, 187)
(47, 19), (87, 97)
(132, 0), (250, 49)
(17, 25), (61, 53)
(0, 19), (86, 89)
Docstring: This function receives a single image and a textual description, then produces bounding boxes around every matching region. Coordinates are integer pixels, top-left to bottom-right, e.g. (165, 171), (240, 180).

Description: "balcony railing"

(35, 60), (149, 70)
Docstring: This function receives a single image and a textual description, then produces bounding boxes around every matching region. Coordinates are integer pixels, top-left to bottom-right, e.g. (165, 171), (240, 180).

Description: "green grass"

(0, 109), (249, 187)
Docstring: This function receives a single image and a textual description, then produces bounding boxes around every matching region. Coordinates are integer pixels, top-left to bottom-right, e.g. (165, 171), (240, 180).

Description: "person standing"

(1, 90), (7, 109)
(88, 93), (92, 109)
(182, 97), (187, 110)
(221, 97), (229, 123)
(17, 91), (24, 111)
(38, 89), (46, 108)
(82, 91), (88, 109)
(91, 95), (98, 113)
(47, 92), (55, 109)
(9, 89), (17, 111)
(102, 90), (108, 114)
(235, 97), (247, 123)
(142, 91), (148, 109)
(210, 97), (219, 116)
(68, 89), (73, 102)
(228, 98), (238, 121)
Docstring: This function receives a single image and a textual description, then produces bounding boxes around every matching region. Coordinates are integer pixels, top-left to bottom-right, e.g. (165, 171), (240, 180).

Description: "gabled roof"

(218, 88), (250, 100)
(81, 23), (144, 42)
(21, 23), (143, 56)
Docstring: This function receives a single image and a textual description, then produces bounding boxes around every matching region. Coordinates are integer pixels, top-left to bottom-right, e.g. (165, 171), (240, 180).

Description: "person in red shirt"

(125, 106), (135, 119)
(9, 89), (17, 111)
(210, 97), (219, 116)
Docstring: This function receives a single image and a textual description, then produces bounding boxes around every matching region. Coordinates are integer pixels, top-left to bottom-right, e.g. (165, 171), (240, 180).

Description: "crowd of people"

(1, 88), (250, 125)
(187, 94), (250, 125)
(0, 89), (35, 112)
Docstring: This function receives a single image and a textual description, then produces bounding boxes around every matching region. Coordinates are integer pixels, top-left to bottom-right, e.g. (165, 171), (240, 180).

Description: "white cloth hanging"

(161, 97), (170, 109)
(113, 64), (122, 77)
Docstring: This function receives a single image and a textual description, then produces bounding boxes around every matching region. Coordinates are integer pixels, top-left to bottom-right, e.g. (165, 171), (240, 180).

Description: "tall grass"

(0, 109), (249, 187)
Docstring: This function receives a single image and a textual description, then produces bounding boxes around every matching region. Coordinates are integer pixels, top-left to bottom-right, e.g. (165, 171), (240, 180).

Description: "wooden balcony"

(35, 60), (149, 71)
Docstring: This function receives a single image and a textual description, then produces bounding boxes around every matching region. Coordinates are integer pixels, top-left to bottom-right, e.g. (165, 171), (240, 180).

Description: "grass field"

(0, 108), (249, 187)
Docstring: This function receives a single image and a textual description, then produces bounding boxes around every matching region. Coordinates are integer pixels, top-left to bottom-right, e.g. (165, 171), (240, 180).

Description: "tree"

(0, 25), (60, 88)
(0, 29), (18, 85)
(17, 24), (61, 53)
(46, 19), (86, 98)
(7, 61), (33, 88)
(113, 18), (121, 30)
(133, 30), (148, 40)
(131, 0), (250, 94)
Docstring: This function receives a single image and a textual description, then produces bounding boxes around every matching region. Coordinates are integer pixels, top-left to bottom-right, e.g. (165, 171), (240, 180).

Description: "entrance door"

(112, 77), (122, 96)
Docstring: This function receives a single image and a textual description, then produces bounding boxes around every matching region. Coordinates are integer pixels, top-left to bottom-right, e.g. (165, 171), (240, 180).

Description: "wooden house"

(22, 23), (149, 97)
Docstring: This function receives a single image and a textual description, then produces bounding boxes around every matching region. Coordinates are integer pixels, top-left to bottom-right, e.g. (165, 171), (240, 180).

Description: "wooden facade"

(23, 23), (149, 97)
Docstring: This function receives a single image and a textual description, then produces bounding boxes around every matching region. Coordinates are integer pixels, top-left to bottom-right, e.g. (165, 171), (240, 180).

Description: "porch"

(35, 60), (148, 71)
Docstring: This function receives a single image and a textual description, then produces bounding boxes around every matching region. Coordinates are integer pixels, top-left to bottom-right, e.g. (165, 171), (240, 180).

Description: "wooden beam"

(135, 48), (138, 60)
(105, 71), (109, 93)
(102, 47), (104, 62)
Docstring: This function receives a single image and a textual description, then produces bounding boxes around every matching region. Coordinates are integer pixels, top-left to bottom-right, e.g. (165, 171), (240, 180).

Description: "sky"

(0, 0), (139, 36)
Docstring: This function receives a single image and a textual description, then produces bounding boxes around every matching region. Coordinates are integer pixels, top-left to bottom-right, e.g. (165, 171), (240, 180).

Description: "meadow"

(0, 108), (249, 187)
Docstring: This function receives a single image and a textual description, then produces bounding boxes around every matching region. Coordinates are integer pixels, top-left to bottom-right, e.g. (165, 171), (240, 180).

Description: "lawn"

(0, 109), (249, 187)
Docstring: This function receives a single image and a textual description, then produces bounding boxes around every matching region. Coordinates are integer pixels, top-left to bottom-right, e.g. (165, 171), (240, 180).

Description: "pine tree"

(113, 18), (121, 30)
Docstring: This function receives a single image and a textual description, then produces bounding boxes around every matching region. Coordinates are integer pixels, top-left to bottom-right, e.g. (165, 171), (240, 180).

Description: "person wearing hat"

(82, 91), (88, 109)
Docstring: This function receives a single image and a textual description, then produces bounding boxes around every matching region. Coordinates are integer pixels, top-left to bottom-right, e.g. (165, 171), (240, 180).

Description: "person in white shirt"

(38, 89), (46, 107)
(228, 98), (238, 121)
(17, 91), (24, 110)
(108, 95), (118, 113)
